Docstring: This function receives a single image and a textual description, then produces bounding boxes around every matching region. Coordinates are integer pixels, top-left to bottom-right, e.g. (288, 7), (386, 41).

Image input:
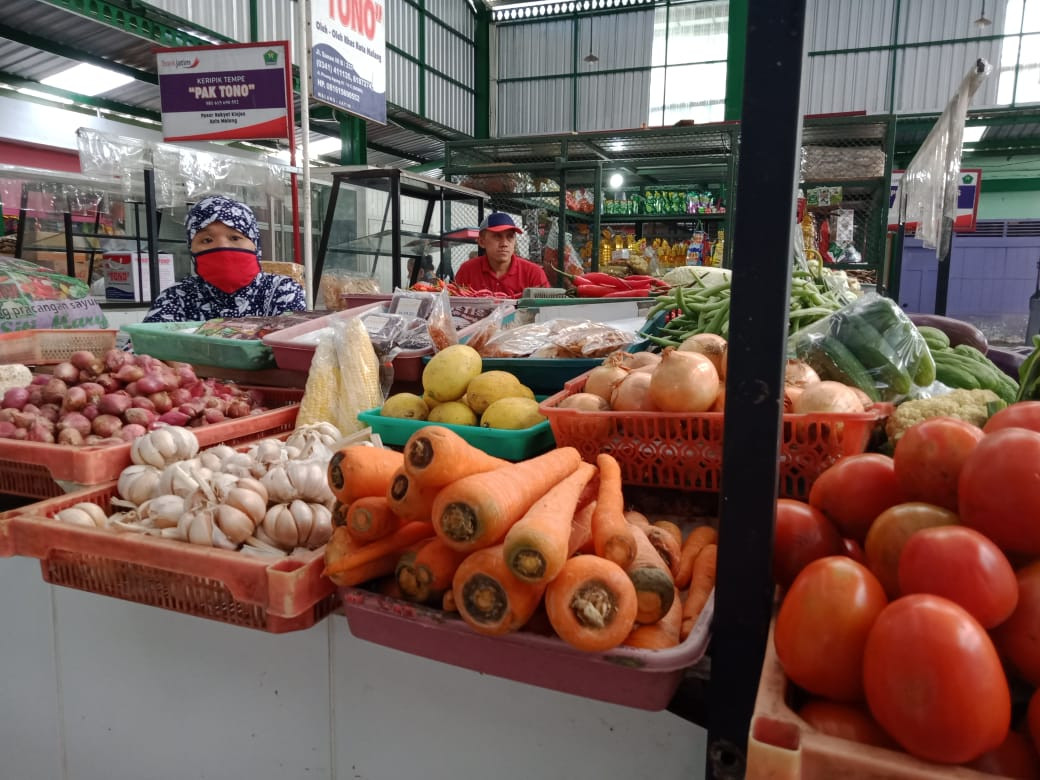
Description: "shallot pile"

(0, 349), (268, 446)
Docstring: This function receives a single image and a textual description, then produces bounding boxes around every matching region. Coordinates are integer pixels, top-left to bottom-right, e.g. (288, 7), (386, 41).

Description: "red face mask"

(194, 248), (261, 294)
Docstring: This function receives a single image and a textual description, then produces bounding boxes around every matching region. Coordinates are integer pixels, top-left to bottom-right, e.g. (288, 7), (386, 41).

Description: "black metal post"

(143, 169), (162, 305)
(62, 212), (76, 279)
(707, 0), (807, 777)
(391, 173), (402, 290)
(888, 223), (906, 302)
(934, 220), (953, 315)
(313, 176), (341, 287)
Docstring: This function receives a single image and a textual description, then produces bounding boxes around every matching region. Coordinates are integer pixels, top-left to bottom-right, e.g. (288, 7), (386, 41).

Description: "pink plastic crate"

(339, 585), (713, 710)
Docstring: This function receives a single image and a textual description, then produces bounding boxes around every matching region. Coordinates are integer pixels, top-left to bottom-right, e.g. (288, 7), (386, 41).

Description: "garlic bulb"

(117, 464), (161, 506)
(55, 502), (109, 528)
(259, 501), (333, 550)
(177, 508), (237, 550)
(158, 461), (212, 500)
(136, 495), (185, 529)
(219, 451), (256, 479)
(286, 422), (342, 461)
(261, 460), (333, 504)
(130, 426), (199, 468)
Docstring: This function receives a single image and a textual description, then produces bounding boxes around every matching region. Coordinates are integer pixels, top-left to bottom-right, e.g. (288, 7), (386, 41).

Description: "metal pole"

(298, 0), (315, 308)
(143, 169), (162, 306)
(708, 0), (807, 776)
(934, 221), (953, 315)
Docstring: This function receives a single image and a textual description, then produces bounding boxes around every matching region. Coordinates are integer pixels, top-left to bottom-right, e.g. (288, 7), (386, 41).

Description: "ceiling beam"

(0, 68), (159, 119)
(0, 21), (158, 84)
(39, 0), (231, 47)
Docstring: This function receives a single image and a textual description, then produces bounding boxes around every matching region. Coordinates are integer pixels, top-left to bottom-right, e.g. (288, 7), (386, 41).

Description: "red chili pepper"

(570, 276), (596, 286)
(623, 275), (665, 286)
(603, 287), (651, 298)
(579, 272), (629, 290)
(575, 284), (615, 298)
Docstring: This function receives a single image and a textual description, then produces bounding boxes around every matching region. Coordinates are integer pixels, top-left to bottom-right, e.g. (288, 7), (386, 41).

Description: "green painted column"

(249, 0), (259, 42)
(339, 112), (368, 165)
(474, 6), (491, 138)
(723, 0), (749, 120)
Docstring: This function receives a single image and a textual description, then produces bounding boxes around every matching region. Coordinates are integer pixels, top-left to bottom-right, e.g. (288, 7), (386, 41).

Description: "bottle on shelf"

(710, 230), (725, 267)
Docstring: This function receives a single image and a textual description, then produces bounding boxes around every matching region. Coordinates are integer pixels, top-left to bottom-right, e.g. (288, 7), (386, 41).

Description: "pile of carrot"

(323, 426), (718, 652)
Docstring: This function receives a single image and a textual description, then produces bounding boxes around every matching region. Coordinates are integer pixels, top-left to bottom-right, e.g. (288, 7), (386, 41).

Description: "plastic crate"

(356, 407), (555, 461)
(747, 620), (1002, 779)
(122, 321), (276, 370)
(0, 482), (337, 633)
(339, 585), (712, 711)
(540, 372), (891, 499)
(0, 387), (302, 499)
(0, 329), (118, 365)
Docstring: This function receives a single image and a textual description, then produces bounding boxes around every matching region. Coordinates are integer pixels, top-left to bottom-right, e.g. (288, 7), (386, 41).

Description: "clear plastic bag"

(427, 289), (459, 352)
(788, 293), (932, 403)
(463, 304), (512, 355)
(319, 270), (379, 311)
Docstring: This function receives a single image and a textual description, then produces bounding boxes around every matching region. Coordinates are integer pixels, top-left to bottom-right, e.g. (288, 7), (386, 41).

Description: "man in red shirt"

(453, 212), (550, 297)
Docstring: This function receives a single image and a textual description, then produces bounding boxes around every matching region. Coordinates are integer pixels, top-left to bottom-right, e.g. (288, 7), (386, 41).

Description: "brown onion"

(584, 358), (629, 402)
(784, 359), (821, 389)
(711, 385), (726, 412)
(558, 392), (611, 412)
(618, 351), (662, 372)
(611, 371), (657, 412)
(793, 381), (864, 415)
(678, 333), (728, 379)
(649, 348), (719, 413)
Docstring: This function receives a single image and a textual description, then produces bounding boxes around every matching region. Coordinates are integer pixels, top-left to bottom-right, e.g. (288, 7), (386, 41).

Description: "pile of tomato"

(772, 401), (1040, 775)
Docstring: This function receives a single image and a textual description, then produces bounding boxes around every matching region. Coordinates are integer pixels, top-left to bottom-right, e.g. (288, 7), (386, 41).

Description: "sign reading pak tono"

(156, 42), (292, 142)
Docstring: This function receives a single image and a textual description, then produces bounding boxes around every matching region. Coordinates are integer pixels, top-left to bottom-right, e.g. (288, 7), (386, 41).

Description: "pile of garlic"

(55, 422), (345, 556)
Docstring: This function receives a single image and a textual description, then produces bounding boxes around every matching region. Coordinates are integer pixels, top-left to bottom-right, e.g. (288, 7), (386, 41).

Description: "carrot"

(323, 520), (434, 578)
(502, 462), (598, 583)
(680, 543), (717, 641)
(626, 523), (676, 624)
(592, 454), (636, 569)
(346, 496), (402, 543)
(568, 500), (597, 556)
(396, 537), (470, 603)
(674, 525), (718, 590)
(623, 588), (682, 650)
(442, 589), (458, 612)
(386, 466), (441, 523)
(327, 445), (403, 505)
(432, 447), (582, 552)
(544, 555), (638, 651)
(325, 552), (401, 588)
(331, 500), (349, 528)
(653, 520), (683, 547)
(452, 544), (547, 636)
(626, 513), (682, 579)
(402, 426), (509, 487)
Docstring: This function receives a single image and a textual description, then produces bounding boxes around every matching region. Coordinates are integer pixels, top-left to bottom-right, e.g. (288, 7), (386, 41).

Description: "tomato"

(797, 699), (896, 749)
(808, 453), (905, 543)
(897, 525), (1018, 628)
(893, 416), (984, 511)
(1029, 689), (1040, 758)
(863, 502), (959, 598)
(984, 401), (1040, 434)
(772, 499), (845, 588)
(993, 562), (1040, 687)
(863, 594), (1010, 764)
(967, 730), (1040, 779)
(774, 556), (887, 702)
(959, 428), (1040, 557)
(841, 537), (866, 564)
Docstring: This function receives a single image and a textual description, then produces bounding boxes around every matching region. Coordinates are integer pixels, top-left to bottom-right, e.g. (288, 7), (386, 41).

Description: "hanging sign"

(156, 42), (292, 142)
(309, 0), (387, 124)
(889, 169), (983, 233)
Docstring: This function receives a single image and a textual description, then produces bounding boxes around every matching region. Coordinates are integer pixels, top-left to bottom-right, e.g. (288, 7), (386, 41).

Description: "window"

(997, 0), (1040, 106)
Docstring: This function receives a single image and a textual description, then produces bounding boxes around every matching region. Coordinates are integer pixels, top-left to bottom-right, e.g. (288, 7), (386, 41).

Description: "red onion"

(177, 365), (198, 386)
(0, 409), (13, 423)
(63, 386), (88, 412)
(2, 386), (29, 410)
(203, 396), (226, 410)
(160, 372), (180, 392)
(203, 408), (225, 424)
(78, 370), (95, 384)
(245, 389), (265, 406)
(11, 411), (35, 429)
(31, 374), (51, 386)
(0, 421), (16, 438)
(158, 410), (191, 427)
(169, 388), (192, 407)
(124, 381), (139, 396)
(69, 350), (103, 373)
(115, 364), (145, 383)
(103, 348), (128, 373)
(95, 374), (121, 393)
(188, 382), (206, 399)
(37, 404), (60, 423)
(41, 378), (68, 405)
(81, 404), (99, 421)
(57, 428), (85, 446)
(131, 396), (155, 412)
(27, 386), (43, 407)
(58, 412), (92, 437)
(97, 393), (132, 417)
(28, 423), (55, 443)
(123, 407), (157, 428)
(79, 382), (105, 404)
(135, 374), (167, 395)
(119, 424), (147, 442)
(11, 427), (27, 440)
(51, 362), (80, 385)
(22, 403), (40, 416)
(226, 400), (251, 419)
(91, 414), (123, 437)
(149, 391), (172, 413)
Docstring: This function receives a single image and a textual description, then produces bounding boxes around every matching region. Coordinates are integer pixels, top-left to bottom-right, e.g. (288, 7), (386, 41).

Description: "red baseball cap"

(479, 212), (523, 234)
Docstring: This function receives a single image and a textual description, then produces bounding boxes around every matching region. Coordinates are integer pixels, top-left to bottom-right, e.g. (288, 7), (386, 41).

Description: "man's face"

(478, 229), (517, 266)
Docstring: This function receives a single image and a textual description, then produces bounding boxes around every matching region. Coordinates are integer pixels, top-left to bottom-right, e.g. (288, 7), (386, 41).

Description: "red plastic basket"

(0, 386), (302, 499)
(747, 619), (1002, 779)
(539, 372), (891, 499)
(340, 585), (712, 711)
(0, 329), (118, 365)
(0, 482), (336, 633)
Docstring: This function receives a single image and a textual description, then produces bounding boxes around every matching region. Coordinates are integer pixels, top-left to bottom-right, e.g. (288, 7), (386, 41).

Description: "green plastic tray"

(356, 408), (556, 461)
(122, 321), (276, 370)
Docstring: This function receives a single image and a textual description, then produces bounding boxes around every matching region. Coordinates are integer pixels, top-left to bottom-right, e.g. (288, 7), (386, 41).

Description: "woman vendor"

(144, 195), (306, 323)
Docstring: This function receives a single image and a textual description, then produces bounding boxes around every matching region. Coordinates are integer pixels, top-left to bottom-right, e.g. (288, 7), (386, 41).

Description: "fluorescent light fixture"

(963, 125), (987, 143)
(41, 63), (134, 97)
(609, 172), (624, 189)
(310, 136), (344, 156)
(15, 86), (74, 105)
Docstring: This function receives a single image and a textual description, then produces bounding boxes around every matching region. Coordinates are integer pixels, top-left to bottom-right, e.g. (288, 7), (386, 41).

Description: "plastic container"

(475, 356), (604, 395)
(356, 407), (555, 461)
(122, 321), (276, 370)
(339, 586), (713, 711)
(540, 372), (891, 499)
(0, 329), (118, 365)
(0, 482), (337, 633)
(746, 620), (1000, 779)
(0, 387), (301, 499)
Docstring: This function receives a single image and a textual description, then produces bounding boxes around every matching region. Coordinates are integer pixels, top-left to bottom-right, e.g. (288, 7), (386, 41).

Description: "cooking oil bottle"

(710, 230), (725, 267)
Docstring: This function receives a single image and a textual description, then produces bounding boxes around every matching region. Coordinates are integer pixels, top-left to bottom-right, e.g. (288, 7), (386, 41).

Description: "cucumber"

(912, 347), (937, 386)
(917, 325), (951, 351)
(934, 360), (981, 390)
(832, 314), (913, 396)
(797, 333), (880, 402)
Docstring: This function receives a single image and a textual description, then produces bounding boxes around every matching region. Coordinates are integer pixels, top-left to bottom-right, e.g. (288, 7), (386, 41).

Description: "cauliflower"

(885, 388), (1005, 442)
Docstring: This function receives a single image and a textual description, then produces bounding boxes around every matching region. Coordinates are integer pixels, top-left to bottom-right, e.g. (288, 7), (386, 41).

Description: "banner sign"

(889, 168), (982, 233)
(157, 42), (292, 142)
(310, 0), (387, 124)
